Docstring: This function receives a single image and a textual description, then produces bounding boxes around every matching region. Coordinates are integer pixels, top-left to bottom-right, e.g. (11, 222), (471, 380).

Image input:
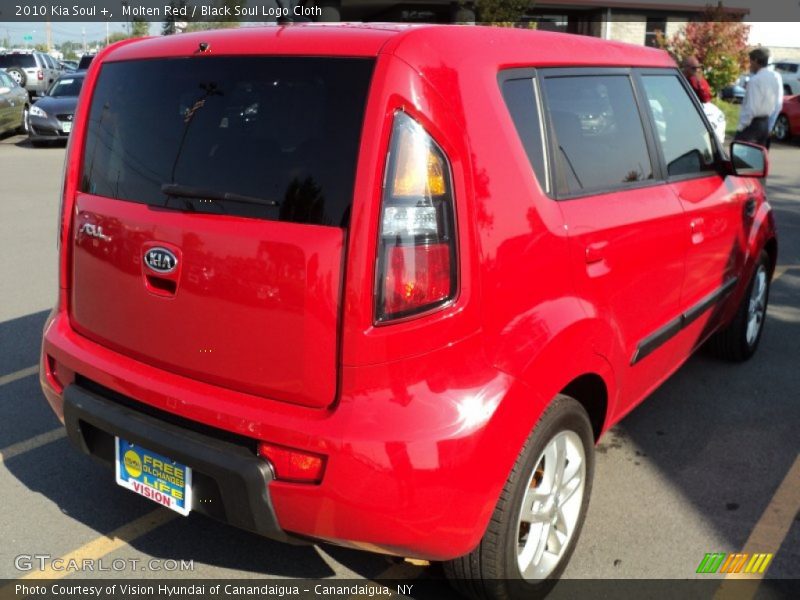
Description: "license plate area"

(115, 438), (192, 515)
(60, 121), (72, 133)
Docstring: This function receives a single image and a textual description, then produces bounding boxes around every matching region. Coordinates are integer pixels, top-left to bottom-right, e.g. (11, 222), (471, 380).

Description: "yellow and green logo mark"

(696, 552), (773, 574)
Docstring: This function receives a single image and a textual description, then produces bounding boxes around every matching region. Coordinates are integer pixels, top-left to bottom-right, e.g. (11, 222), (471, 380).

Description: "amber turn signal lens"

(390, 119), (447, 198)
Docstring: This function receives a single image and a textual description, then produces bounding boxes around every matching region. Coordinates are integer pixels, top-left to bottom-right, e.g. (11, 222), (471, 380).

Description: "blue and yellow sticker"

(115, 438), (192, 516)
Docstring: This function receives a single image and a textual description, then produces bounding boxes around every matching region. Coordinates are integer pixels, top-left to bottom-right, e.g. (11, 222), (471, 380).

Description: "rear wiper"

(161, 183), (279, 207)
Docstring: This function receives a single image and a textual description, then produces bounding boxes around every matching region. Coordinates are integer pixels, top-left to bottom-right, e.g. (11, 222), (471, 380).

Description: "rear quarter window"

(0, 55), (36, 68)
(81, 57), (374, 227)
(501, 76), (549, 193)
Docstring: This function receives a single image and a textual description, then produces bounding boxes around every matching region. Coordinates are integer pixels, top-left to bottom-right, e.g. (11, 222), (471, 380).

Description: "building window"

(645, 17), (667, 47)
(529, 15), (569, 33)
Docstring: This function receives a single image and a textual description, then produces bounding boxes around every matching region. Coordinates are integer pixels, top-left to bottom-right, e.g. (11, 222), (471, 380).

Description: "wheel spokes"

(516, 430), (587, 581)
(520, 487), (551, 524)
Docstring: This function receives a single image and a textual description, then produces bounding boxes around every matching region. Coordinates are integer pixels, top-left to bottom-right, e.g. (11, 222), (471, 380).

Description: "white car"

(703, 102), (726, 145)
(649, 98), (726, 146)
(774, 61), (800, 95)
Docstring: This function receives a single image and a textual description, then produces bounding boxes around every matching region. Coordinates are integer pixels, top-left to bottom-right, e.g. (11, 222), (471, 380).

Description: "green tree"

(184, 21), (239, 32)
(184, 0), (243, 30)
(131, 17), (150, 38)
(656, 5), (750, 95)
(471, 0), (536, 24)
(163, 1), (187, 35)
(107, 31), (130, 45)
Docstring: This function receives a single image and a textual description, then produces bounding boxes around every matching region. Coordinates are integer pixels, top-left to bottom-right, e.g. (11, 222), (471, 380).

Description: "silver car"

(0, 51), (60, 97)
(774, 61), (800, 96)
(0, 69), (29, 135)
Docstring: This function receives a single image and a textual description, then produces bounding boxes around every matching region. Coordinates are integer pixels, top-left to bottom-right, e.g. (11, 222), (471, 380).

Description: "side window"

(640, 75), (716, 178)
(0, 71), (13, 88)
(541, 75), (654, 196)
(502, 77), (548, 192)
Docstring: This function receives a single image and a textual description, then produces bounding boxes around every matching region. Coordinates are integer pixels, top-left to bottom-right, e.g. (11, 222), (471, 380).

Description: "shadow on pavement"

(606, 188), (800, 579)
(0, 310), (50, 374)
(0, 310), (403, 580)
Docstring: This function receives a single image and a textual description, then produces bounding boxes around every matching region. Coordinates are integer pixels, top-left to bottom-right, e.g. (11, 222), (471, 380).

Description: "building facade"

(305, 1), (751, 48)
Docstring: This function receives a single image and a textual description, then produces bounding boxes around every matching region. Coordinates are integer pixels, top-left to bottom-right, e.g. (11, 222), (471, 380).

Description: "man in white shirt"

(766, 65), (784, 148)
(736, 48), (782, 147)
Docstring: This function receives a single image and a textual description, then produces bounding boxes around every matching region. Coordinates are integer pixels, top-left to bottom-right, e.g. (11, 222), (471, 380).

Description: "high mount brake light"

(375, 112), (457, 322)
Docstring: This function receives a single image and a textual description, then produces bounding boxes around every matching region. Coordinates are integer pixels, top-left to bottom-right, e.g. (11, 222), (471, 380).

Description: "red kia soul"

(40, 24), (776, 598)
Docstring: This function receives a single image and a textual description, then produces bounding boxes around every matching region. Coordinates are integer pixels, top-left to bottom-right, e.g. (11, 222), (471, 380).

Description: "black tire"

(7, 67), (27, 87)
(18, 105), (29, 135)
(708, 251), (771, 362)
(443, 395), (595, 600)
(773, 114), (791, 143)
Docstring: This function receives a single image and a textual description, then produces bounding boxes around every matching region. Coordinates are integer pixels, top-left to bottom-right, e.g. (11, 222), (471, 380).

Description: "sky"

(2, 20), (798, 49)
(747, 22), (798, 47)
(1, 22), (146, 46)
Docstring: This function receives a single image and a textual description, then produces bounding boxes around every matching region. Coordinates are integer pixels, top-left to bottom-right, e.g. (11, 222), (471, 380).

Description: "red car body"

(775, 94), (800, 140)
(41, 25), (776, 563)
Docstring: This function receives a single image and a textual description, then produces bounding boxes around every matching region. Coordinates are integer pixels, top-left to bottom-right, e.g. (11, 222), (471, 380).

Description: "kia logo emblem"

(144, 248), (178, 273)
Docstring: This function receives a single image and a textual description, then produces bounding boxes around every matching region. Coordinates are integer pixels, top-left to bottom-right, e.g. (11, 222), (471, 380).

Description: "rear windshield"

(49, 76), (84, 97)
(78, 55), (95, 69)
(0, 54), (36, 68)
(80, 57), (373, 227)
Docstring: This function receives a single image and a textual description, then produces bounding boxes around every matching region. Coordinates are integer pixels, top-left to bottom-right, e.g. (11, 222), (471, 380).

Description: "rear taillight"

(375, 111), (457, 322)
(37, 70), (43, 80)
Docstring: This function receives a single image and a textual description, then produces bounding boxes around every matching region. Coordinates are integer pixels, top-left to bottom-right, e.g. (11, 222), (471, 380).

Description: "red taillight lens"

(383, 243), (451, 316)
(257, 442), (326, 484)
(376, 112), (457, 322)
(37, 70), (43, 80)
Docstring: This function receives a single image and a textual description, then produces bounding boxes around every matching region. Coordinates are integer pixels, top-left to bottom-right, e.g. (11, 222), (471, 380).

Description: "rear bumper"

(63, 383), (292, 541)
(42, 308), (532, 560)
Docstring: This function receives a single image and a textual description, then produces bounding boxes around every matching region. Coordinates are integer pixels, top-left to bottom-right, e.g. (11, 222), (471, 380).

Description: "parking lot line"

(18, 508), (176, 580)
(347, 560), (424, 599)
(0, 429), (66, 464)
(0, 365), (38, 388)
(715, 453), (800, 598)
(773, 265), (797, 281)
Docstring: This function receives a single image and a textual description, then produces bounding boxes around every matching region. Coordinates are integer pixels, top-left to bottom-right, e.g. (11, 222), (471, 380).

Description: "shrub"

(656, 5), (750, 95)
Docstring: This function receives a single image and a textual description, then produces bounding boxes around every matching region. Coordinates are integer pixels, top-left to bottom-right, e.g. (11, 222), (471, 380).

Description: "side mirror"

(730, 141), (768, 178)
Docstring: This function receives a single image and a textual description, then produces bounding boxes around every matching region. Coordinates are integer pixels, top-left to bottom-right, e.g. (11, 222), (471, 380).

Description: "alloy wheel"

(515, 430), (585, 580)
(746, 265), (767, 347)
(774, 115), (789, 142)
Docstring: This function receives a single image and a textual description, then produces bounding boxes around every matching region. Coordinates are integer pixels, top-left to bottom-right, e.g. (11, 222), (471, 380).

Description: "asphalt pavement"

(0, 132), (797, 595)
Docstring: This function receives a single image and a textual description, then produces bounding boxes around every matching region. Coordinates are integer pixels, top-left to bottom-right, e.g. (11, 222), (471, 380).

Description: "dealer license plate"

(115, 438), (192, 515)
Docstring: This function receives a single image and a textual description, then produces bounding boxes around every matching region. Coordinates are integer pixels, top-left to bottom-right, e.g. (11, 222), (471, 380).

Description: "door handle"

(744, 197), (757, 218)
(690, 218), (705, 244)
(585, 242), (608, 264)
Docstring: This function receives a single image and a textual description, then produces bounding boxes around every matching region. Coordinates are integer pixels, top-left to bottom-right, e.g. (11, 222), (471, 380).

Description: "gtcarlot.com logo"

(15, 554), (194, 573)
(696, 552), (773, 575)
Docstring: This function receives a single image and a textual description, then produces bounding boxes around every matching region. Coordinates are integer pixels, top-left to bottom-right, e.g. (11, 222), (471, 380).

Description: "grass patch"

(712, 99), (741, 138)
